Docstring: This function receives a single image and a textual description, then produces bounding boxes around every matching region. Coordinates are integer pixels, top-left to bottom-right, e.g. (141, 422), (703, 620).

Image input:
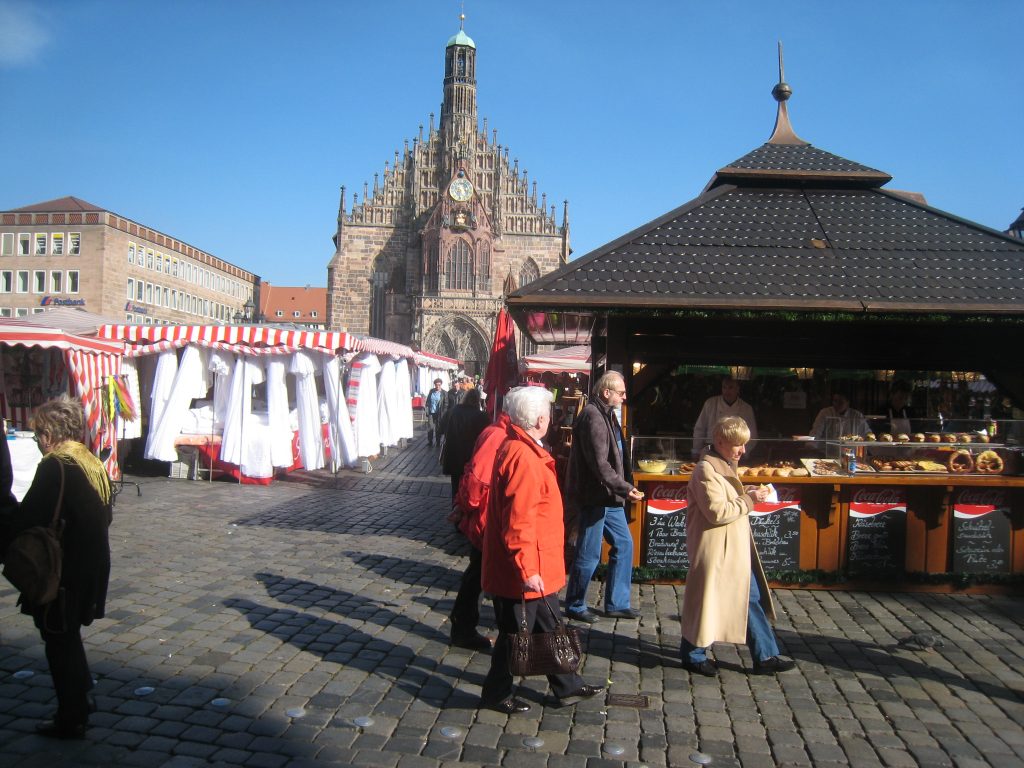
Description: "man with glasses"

(564, 371), (644, 623)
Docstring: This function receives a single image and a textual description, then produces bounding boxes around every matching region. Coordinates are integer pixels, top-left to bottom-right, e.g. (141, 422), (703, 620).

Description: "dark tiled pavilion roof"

(9, 196), (105, 213)
(510, 78), (1024, 316)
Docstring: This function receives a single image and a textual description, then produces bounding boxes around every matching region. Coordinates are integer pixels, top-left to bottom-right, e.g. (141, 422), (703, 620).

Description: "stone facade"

(326, 23), (569, 374)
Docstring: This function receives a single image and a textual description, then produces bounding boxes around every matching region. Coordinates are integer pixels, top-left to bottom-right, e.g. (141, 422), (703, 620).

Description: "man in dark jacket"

(441, 388), (490, 499)
(564, 371), (644, 623)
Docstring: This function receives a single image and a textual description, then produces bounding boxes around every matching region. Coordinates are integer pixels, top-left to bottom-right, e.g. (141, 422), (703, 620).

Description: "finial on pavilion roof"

(767, 41), (808, 146)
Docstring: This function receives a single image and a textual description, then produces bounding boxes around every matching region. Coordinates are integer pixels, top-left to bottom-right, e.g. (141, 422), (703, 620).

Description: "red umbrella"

(484, 306), (518, 420)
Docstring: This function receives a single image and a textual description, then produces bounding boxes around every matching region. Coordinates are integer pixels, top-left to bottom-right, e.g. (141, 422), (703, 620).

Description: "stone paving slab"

(1, 430), (1023, 766)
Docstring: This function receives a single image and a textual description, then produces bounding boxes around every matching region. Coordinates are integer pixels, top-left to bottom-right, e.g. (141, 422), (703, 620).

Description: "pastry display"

(927, 433), (942, 443)
(912, 433), (926, 443)
(896, 433), (910, 442)
(879, 433), (893, 442)
(977, 434), (991, 444)
(958, 433), (973, 443)
(943, 434), (958, 443)
(865, 432), (876, 442)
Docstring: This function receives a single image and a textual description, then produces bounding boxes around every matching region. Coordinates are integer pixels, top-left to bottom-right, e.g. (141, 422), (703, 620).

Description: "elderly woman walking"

(680, 415), (795, 676)
(479, 385), (604, 713)
(0, 395), (113, 738)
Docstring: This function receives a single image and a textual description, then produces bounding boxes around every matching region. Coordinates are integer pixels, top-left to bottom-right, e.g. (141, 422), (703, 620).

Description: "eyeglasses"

(608, 389), (626, 396)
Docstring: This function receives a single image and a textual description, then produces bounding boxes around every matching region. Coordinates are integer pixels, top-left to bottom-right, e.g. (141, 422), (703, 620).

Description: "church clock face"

(449, 178), (473, 202)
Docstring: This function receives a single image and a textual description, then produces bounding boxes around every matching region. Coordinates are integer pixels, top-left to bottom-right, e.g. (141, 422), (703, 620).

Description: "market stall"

(97, 324), (420, 482)
(0, 320), (126, 480)
(506, 70), (1024, 588)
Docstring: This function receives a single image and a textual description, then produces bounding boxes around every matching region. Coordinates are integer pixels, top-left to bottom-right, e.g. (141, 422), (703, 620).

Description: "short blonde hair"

(713, 415), (750, 446)
(31, 394), (85, 445)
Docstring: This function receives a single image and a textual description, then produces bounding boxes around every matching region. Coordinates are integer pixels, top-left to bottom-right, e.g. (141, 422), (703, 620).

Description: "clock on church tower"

(448, 177), (473, 202)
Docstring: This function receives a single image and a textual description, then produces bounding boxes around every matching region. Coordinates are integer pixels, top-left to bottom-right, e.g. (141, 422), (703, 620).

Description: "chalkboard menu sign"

(847, 487), (907, 577)
(750, 486), (801, 572)
(953, 488), (1011, 574)
(642, 482), (689, 570)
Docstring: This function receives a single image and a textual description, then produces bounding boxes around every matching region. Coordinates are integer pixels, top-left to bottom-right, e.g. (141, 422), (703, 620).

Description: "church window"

(445, 239), (473, 291)
(519, 258), (540, 290)
(477, 241), (491, 291)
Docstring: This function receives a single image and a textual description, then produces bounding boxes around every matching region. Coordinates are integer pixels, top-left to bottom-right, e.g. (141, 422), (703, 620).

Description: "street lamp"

(243, 298), (255, 323)
(233, 310), (243, 324)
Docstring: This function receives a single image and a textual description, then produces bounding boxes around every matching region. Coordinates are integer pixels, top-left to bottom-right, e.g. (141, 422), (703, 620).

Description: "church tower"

(326, 18), (569, 374)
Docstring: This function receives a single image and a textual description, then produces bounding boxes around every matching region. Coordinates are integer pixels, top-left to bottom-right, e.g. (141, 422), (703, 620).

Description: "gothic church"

(326, 20), (569, 373)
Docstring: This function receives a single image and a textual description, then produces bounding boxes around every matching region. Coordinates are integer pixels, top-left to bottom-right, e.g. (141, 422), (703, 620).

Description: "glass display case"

(630, 420), (1024, 477)
(823, 417), (1023, 477)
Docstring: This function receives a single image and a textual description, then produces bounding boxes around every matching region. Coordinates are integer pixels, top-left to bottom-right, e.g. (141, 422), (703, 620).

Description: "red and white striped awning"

(415, 350), (461, 368)
(520, 345), (591, 375)
(0, 322), (125, 355)
(98, 323), (358, 352)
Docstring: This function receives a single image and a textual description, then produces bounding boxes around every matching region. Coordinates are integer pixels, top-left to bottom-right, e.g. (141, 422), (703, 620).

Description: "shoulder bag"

(2, 459), (66, 605)
(507, 596), (583, 677)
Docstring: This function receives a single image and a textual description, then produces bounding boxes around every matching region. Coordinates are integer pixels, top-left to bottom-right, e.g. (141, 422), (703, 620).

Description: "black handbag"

(507, 596), (583, 677)
(3, 459), (65, 606)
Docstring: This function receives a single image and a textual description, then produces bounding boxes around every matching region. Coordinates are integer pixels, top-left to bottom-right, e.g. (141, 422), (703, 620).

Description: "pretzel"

(947, 449), (974, 473)
(975, 450), (1004, 474)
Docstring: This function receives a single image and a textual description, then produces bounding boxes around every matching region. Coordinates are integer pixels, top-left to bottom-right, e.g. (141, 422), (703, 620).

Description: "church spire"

(767, 42), (808, 146)
(441, 13), (478, 166)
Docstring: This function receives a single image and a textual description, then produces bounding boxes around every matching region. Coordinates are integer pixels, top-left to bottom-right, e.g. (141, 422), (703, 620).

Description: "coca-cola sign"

(645, 482), (688, 514)
(954, 488), (1007, 519)
(849, 487), (906, 517)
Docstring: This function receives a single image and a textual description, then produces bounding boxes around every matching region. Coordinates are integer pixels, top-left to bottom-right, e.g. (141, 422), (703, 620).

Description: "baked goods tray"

(799, 458), (875, 477)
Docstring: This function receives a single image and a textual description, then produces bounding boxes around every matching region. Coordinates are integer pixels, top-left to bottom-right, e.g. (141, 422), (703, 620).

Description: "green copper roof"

(446, 29), (475, 49)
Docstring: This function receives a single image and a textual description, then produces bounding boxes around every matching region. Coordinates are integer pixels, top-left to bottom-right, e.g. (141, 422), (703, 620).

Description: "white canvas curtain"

(208, 350), (234, 431)
(290, 350), (324, 471)
(220, 355), (270, 476)
(147, 345), (210, 461)
(394, 359), (415, 440)
(323, 353), (357, 470)
(350, 353), (381, 459)
(377, 358), (398, 449)
(144, 349), (178, 459)
(266, 357), (295, 469)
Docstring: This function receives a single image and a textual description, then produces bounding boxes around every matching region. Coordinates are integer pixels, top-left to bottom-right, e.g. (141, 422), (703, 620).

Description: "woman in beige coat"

(680, 415), (795, 676)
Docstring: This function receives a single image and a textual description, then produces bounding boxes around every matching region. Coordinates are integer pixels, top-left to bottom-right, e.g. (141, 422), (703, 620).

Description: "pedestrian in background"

(0, 395), (113, 739)
(425, 378), (446, 448)
(564, 370), (644, 623)
(680, 415), (795, 677)
(441, 387), (489, 499)
(479, 386), (603, 713)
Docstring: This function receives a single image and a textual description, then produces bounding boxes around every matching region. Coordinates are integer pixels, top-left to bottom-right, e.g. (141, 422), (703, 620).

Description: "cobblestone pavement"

(2, 432), (1023, 767)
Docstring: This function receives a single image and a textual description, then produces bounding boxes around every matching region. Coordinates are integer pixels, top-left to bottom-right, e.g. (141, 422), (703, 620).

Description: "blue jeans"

(681, 571), (779, 663)
(565, 505), (634, 613)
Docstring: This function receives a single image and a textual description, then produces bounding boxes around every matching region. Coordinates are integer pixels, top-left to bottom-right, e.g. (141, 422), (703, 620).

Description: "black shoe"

(605, 608), (639, 619)
(35, 720), (86, 739)
(565, 608), (599, 624)
(683, 659), (718, 677)
(482, 697), (531, 714)
(452, 632), (492, 651)
(557, 684), (604, 707)
(752, 656), (796, 675)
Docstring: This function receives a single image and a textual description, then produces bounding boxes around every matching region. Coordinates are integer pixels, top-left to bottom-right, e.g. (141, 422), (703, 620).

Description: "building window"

(154, 284), (162, 306)
(126, 313), (134, 322)
(146, 250), (153, 269)
(145, 283), (152, 303)
(52, 233), (64, 255)
(127, 278), (134, 299)
(15, 308), (28, 317)
(310, 310), (318, 318)
(16, 271), (29, 293)
(275, 310), (283, 317)
(69, 233), (80, 255)
(0, 308), (11, 317)
(33, 270), (45, 293)
(1, 271), (12, 292)
(156, 253), (163, 272)
(2, 233), (14, 256)
(35, 234), (47, 256)
(67, 271), (79, 293)
(445, 239), (473, 290)
(18, 234), (30, 256)
(293, 310), (301, 318)
(163, 287), (169, 305)
(128, 243), (136, 264)
(50, 271), (62, 292)
(172, 259), (178, 277)
(164, 258), (170, 275)
(144, 316), (152, 324)
(135, 280), (143, 300)
(31, 307), (44, 314)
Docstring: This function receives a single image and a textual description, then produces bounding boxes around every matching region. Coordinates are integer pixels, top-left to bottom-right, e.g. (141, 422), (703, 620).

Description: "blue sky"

(1, 1), (1020, 286)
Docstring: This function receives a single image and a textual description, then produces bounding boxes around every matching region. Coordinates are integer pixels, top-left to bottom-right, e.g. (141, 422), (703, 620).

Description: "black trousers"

(449, 546), (482, 638)
(481, 593), (584, 705)
(427, 413), (441, 445)
(35, 603), (93, 727)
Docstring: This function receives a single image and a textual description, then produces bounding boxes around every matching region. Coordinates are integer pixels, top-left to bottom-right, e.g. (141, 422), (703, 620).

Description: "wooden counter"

(627, 471), (1024, 586)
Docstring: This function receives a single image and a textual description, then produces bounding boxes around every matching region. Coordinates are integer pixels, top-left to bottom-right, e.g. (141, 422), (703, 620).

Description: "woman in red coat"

(479, 386), (604, 714)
